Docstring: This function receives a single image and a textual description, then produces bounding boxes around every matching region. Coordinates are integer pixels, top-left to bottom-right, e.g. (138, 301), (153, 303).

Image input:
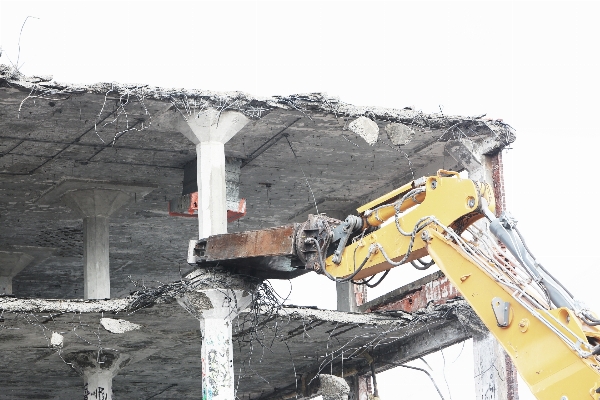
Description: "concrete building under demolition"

(0, 64), (518, 399)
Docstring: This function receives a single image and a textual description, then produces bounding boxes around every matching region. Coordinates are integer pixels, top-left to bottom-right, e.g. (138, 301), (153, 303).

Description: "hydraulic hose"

(410, 258), (435, 270)
(514, 226), (575, 299)
(306, 237), (373, 283)
(488, 217), (574, 309)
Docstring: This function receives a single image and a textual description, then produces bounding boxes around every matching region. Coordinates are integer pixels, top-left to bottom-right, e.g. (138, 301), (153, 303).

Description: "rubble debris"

(100, 318), (141, 334)
(348, 116), (379, 145)
(177, 268), (261, 320)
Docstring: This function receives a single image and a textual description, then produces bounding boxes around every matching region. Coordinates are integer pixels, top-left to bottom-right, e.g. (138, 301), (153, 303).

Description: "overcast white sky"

(2, 1), (599, 399)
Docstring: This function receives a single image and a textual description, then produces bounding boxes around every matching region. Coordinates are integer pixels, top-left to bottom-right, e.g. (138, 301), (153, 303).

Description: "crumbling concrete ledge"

(0, 63), (517, 142)
(272, 305), (413, 325)
(0, 296), (137, 313)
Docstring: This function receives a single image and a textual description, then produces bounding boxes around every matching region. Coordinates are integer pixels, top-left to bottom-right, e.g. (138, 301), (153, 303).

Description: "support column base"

(63, 350), (128, 400)
(177, 268), (261, 400)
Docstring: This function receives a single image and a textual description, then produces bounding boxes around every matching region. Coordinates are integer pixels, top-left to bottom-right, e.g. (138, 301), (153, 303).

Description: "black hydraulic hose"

(356, 272), (377, 284)
(490, 218), (573, 309)
(417, 258), (436, 267)
(410, 260), (430, 270)
(513, 226), (575, 299)
(307, 238), (371, 283)
(354, 270), (390, 288)
(410, 257), (435, 270)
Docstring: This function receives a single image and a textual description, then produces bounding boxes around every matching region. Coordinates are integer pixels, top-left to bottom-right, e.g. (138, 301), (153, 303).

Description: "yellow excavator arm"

(190, 170), (600, 399)
(322, 170), (600, 400)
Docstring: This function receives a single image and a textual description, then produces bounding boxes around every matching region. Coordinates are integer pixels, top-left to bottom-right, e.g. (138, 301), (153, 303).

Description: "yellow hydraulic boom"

(322, 170), (600, 399)
(191, 170), (600, 398)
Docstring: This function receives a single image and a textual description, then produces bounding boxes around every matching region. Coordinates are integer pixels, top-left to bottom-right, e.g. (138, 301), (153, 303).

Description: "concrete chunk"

(50, 332), (63, 347)
(100, 318), (141, 334)
(319, 374), (350, 400)
(348, 116), (379, 145)
(385, 122), (414, 146)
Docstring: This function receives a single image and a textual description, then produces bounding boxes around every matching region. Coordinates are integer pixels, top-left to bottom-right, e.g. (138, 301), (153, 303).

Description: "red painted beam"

(360, 271), (460, 314)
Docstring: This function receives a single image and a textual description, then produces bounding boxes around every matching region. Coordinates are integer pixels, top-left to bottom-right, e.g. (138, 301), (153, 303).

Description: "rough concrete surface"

(0, 64), (514, 398)
(348, 116), (379, 145)
(319, 374), (350, 400)
(385, 122), (414, 146)
(0, 299), (476, 399)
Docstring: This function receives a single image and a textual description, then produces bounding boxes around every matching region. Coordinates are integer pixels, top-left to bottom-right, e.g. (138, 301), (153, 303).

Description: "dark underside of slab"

(0, 73), (513, 298)
(0, 299), (476, 399)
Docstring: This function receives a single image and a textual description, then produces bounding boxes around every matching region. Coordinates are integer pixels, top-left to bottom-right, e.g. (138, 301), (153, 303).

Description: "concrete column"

(336, 282), (357, 312)
(170, 108), (250, 397)
(38, 181), (154, 300)
(340, 281), (367, 313)
(61, 189), (135, 300)
(347, 375), (371, 400)
(337, 275), (368, 398)
(197, 141), (227, 237)
(168, 107), (251, 396)
(178, 269), (259, 400)
(0, 246), (55, 295)
(336, 282), (367, 313)
(198, 289), (244, 400)
(84, 369), (114, 400)
(175, 108), (249, 238)
(0, 252), (33, 295)
(64, 350), (128, 400)
(473, 333), (519, 400)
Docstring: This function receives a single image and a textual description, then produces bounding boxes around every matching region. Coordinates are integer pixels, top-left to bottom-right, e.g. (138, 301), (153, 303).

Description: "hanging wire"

(285, 135), (319, 214)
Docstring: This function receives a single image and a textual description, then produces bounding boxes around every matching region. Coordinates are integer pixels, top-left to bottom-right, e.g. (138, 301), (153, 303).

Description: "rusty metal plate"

(200, 224), (307, 279)
(205, 225), (297, 261)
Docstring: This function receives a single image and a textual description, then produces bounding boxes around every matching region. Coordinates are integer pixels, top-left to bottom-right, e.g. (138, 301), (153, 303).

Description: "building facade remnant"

(0, 65), (517, 398)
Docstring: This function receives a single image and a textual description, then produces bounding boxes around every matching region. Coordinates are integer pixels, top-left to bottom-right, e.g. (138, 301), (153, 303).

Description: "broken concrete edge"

(0, 64), (516, 137)
(0, 268), (260, 314)
(0, 293), (468, 328)
(62, 350), (130, 376)
(0, 294), (402, 321)
(257, 301), (482, 400)
(0, 296), (135, 313)
(272, 305), (411, 325)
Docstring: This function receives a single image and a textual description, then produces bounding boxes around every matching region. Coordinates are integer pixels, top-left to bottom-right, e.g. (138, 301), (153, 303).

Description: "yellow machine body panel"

(426, 228), (600, 399)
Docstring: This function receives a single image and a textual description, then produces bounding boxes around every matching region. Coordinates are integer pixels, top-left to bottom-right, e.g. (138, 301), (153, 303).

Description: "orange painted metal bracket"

(168, 192), (247, 223)
(227, 198), (246, 223)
